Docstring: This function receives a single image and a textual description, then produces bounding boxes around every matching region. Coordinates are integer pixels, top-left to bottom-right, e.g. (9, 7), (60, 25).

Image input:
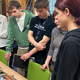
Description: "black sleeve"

(52, 41), (79, 80)
(44, 21), (56, 38)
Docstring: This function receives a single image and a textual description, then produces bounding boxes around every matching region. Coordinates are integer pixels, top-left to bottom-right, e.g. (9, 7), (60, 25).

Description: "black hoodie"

(51, 28), (80, 80)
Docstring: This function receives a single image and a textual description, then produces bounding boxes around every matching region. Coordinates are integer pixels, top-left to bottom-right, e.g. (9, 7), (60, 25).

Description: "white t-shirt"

(16, 12), (25, 32)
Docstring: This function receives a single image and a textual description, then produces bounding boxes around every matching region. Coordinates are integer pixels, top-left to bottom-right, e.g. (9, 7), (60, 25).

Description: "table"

(0, 61), (27, 80)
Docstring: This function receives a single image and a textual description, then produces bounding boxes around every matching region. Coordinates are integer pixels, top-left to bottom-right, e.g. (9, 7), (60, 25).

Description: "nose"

(12, 12), (15, 16)
(55, 19), (57, 24)
(37, 11), (40, 16)
(54, 17), (58, 24)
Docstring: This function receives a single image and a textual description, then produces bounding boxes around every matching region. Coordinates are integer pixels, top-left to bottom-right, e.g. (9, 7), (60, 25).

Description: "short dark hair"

(34, 0), (49, 9)
(7, 0), (21, 10)
(55, 0), (80, 25)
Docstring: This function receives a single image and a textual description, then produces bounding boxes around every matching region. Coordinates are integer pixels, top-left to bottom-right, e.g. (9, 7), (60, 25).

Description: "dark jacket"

(51, 28), (80, 80)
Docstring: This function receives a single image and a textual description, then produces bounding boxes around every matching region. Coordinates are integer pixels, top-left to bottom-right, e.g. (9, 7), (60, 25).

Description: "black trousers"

(9, 41), (18, 68)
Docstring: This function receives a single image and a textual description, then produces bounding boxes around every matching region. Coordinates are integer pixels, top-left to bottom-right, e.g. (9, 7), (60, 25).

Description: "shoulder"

(52, 27), (60, 32)
(32, 16), (39, 19)
(22, 10), (34, 17)
(31, 16), (39, 22)
(48, 15), (54, 22)
(0, 14), (7, 19)
(47, 15), (56, 27)
(52, 27), (60, 35)
(63, 34), (80, 47)
(8, 15), (15, 22)
(64, 36), (79, 42)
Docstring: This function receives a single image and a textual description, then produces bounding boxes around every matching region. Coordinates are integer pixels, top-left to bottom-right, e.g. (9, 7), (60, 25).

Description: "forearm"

(29, 47), (39, 56)
(28, 30), (38, 47)
(6, 41), (13, 53)
(45, 55), (52, 65)
(39, 35), (50, 44)
(6, 31), (14, 53)
(28, 35), (48, 46)
(28, 35), (38, 47)
(41, 55), (52, 71)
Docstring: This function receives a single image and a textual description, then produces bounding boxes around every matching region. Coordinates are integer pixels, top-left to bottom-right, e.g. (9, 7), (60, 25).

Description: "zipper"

(21, 32), (24, 45)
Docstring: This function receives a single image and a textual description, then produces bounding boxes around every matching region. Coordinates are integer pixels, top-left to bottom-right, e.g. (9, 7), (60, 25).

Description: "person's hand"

(36, 43), (46, 51)
(5, 53), (11, 61)
(41, 63), (49, 70)
(20, 53), (31, 62)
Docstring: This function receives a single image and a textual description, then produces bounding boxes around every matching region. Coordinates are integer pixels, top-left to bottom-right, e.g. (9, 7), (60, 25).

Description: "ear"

(47, 7), (49, 11)
(64, 8), (70, 16)
(19, 7), (21, 11)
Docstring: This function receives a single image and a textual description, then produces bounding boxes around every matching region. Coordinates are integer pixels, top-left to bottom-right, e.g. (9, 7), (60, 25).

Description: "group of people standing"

(0, 0), (80, 80)
(5, 0), (56, 78)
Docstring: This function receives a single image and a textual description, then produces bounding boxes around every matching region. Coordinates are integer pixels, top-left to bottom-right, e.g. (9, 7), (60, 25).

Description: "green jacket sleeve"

(29, 11), (35, 29)
(6, 19), (14, 53)
(25, 10), (35, 30)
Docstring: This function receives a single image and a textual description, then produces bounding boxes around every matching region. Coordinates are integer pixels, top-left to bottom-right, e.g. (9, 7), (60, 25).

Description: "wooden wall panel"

(5, 0), (10, 11)
(2, 0), (35, 15)
(32, 0), (34, 14)
(2, 0), (6, 15)
(22, 0), (27, 10)
(5, 0), (26, 11)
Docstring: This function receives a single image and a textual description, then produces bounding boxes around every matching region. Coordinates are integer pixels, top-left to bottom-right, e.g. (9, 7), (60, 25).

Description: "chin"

(57, 26), (61, 29)
(39, 16), (42, 19)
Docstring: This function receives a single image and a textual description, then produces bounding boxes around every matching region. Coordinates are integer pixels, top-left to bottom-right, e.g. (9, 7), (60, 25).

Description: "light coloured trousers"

(17, 48), (28, 77)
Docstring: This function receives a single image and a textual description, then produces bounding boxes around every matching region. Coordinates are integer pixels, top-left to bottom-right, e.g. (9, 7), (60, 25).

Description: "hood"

(63, 28), (80, 46)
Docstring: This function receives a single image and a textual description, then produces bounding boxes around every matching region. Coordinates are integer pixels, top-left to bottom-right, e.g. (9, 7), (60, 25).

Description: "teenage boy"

(21, 0), (56, 65)
(5, 0), (34, 77)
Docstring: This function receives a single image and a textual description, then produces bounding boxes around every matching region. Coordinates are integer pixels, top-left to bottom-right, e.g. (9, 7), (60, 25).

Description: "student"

(6, 10), (18, 69)
(41, 11), (67, 72)
(5, 0), (34, 77)
(21, 0), (56, 65)
(6, 10), (18, 68)
(0, 14), (8, 50)
(51, 0), (80, 80)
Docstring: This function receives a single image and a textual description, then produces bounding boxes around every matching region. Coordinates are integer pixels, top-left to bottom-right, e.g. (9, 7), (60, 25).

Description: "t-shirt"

(16, 12), (25, 32)
(29, 15), (56, 64)
(48, 27), (67, 62)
